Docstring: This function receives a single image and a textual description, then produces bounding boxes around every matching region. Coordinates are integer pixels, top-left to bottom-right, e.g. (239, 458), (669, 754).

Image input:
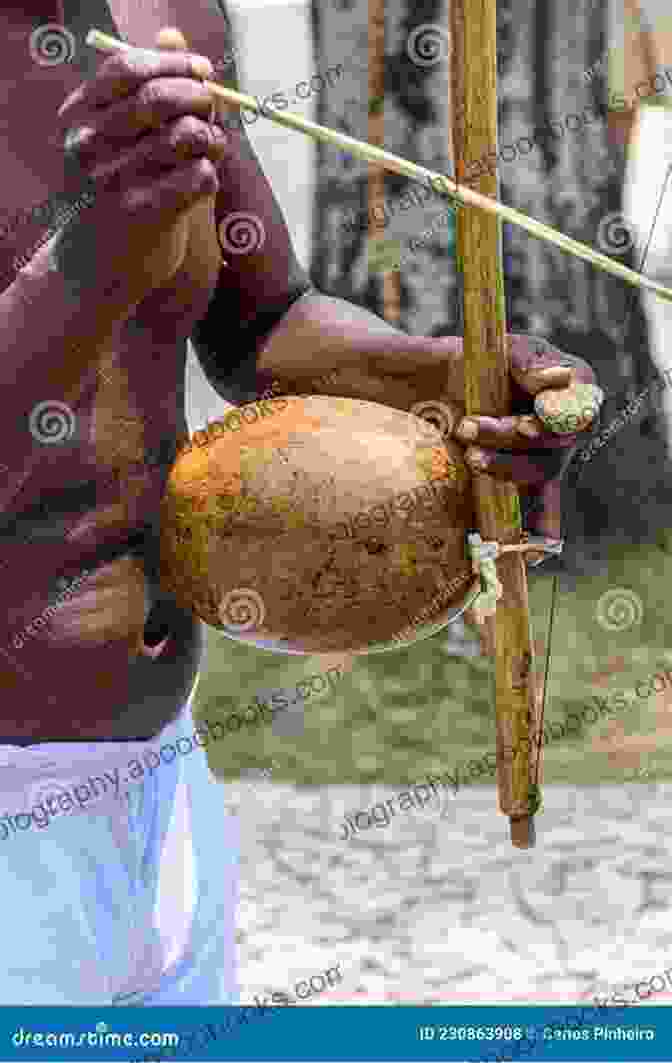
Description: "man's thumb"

(154, 27), (190, 51)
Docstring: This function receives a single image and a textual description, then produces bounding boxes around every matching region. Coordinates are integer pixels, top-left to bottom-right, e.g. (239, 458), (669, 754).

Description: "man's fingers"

(87, 117), (228, 183)
(463, 445), (570, 488)
(455, 413), (573, 450)
(119, 156), (219, 216)
(57, 48), (214, 124)
(522, 481), (562, 541)
(155, 27), (190, 51)
(508, 334), (598, 393)
(512, 363), (575, 395)
(62, 80), (218, 165)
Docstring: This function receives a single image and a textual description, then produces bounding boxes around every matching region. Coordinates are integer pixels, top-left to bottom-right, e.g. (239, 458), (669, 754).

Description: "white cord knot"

(468, 533), (503, 620)
(467, 532), (564, 621)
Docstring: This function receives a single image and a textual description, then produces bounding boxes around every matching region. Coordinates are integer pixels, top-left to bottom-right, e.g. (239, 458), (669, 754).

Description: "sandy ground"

(222, 781), (672, 1006)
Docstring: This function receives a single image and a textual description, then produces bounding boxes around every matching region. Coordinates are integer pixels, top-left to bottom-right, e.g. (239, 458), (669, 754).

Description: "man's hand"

(53, 28), (229, 308)
(265, 314), (599, 542)
(452, 333), (600, 542)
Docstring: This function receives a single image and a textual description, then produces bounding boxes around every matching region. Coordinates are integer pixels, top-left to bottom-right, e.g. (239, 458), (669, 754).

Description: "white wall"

(185, 0), (314, 432)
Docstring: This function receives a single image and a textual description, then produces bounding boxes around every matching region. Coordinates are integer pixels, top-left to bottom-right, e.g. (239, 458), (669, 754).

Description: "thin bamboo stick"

(86, 28), (672, 306)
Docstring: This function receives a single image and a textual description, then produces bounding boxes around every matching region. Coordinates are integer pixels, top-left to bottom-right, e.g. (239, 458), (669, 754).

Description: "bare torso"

(0, 1), (231, 742)
(0, 318), (205, 743)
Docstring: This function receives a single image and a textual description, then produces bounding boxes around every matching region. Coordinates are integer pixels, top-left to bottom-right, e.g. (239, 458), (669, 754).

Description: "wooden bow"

(89, 20), (670, 848)
(450, 0), (541, 847)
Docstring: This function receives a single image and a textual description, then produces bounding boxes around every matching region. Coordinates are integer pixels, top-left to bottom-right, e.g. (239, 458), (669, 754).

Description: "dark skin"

(0, 23), (598, 743)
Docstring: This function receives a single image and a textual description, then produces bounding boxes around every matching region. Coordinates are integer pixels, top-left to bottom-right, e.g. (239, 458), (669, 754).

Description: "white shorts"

(0, 682), (238, 1005)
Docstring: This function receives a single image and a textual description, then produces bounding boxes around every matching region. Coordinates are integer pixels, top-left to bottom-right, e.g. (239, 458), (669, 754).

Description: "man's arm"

(606, 0), (666, 148)
(186, 0), (470, 405)
(188, 5), (314, 403)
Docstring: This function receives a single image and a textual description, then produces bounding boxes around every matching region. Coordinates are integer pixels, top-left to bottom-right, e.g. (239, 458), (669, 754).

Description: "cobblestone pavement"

(222, 782), (672, 1006)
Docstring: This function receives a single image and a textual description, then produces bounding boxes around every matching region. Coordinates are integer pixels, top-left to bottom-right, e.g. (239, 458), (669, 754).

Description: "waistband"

(0, 676), (200, 795)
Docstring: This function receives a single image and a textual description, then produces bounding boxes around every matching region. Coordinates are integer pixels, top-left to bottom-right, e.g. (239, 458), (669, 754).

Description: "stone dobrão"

(158, 395), (475, 654)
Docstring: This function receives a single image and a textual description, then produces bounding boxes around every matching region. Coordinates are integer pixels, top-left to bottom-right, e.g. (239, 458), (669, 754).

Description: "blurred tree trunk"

(308, 0), (672, 553)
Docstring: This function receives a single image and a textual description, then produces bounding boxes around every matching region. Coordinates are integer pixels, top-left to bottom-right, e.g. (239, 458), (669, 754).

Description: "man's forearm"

(606, 0), (659, 148)
(257, 290), (464, 399)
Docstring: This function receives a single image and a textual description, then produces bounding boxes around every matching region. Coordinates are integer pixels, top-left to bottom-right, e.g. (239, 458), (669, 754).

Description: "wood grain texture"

(450, 0), (541, 846)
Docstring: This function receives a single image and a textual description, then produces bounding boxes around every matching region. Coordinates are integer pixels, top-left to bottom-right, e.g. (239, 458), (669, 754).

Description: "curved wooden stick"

(450, 0), (541, 848)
